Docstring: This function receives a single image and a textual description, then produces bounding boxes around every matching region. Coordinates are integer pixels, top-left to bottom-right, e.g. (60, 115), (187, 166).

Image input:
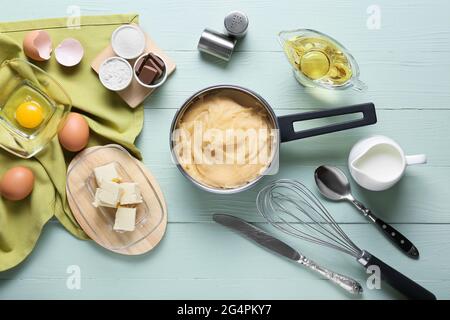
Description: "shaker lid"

(224, 11), (249, 37)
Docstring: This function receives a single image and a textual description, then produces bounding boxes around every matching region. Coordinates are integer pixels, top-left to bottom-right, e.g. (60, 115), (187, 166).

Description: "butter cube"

(113, 207), (136, 232)
(92, 181), (121, 208)
(94, 163), (121, 187)
(119, 182), (143, 205)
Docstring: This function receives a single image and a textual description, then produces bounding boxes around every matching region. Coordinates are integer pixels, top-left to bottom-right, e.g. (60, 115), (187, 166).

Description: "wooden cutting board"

(91, 26), (176, 108)
(66, 144), (167, 255)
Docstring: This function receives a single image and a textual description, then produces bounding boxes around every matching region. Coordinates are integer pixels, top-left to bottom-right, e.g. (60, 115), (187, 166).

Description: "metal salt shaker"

(224, 11), (249, 38)
(197, 28), (237, 61)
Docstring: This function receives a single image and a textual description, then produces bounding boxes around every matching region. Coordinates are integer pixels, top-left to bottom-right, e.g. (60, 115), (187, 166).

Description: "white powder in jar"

(99, 57), (132, 91)
(111, 25), (146, 59)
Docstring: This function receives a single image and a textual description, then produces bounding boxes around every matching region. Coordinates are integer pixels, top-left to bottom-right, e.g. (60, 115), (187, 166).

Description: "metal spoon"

(314, 165), (419, 259)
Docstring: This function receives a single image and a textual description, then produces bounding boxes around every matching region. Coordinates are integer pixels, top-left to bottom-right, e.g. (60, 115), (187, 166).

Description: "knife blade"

(213, 213), (363, 295)
(213, 213), (301, 261)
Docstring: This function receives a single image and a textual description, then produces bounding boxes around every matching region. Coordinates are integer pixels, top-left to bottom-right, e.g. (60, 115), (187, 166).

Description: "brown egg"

(23, 30), (52, 61)
(58, 112), (90, 152)
(0, 167), (35, 201)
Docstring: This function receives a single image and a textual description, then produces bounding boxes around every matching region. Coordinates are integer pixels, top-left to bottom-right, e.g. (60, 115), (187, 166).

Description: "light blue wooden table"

(1, 0), (449, 299)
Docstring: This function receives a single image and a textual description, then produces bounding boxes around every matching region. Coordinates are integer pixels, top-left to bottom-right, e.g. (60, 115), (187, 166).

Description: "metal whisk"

(256, 179), (436, 300)
(257, 179), (361, 258)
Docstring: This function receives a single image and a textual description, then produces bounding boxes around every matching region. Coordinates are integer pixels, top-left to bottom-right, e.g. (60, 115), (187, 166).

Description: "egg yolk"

(15, 101), (44, 129)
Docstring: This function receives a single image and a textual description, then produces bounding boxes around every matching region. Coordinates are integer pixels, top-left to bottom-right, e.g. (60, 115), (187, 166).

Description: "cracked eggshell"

(55, 38), (84, 67)
(23, 30), (52, 61)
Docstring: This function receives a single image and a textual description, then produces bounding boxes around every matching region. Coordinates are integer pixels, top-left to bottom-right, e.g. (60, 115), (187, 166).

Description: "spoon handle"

(351, 200), (419, 259)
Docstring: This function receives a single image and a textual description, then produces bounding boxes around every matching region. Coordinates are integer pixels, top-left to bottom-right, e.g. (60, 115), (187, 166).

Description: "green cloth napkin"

(0, 14), (144, 271)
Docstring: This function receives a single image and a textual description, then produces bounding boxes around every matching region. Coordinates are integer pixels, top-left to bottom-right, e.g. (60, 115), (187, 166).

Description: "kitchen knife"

(213, 213), (363, 295)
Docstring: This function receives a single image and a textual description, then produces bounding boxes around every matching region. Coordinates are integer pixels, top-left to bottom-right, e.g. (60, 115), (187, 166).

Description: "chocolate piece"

(136, 54), (151, 74)
(147, 59), (163, 78)
(139, 65), (158, 84)
(134, 53), (166, 85)
(149, 53), (165, 69)
(135, 59), (145, 75)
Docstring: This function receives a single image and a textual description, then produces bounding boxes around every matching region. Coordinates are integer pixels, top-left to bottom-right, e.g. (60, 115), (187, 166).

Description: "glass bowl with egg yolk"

(15, 101), (45, 129)
(0, 59), (71, 158)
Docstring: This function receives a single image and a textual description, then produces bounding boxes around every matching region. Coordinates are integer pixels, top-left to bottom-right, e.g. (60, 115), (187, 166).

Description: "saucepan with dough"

(170, 85), (377, 194)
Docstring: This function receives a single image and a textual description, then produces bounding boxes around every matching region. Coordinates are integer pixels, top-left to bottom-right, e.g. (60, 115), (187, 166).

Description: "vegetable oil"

(283, 36), (353, 85)
(278, 29), (366, 91)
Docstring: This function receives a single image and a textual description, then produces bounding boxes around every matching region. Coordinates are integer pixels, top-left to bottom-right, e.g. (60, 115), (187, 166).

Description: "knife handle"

(298, 256), (363, 295)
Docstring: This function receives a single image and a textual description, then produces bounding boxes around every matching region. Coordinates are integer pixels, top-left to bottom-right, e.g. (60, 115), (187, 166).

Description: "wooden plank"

(3, 0), (446, 54)
(137, 108), (450, 223)
(2, 278), (447, 300)
(140, 108), (450, 167)
(0, 222), (448, 299)
(1, 2), (449, 110)
(145, 51), (450, 111)
(129, 163), (450, 224)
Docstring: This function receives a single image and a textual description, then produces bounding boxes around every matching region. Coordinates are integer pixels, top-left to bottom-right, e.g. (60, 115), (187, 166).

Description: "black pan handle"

(359, 251), (436, 300)
(278, 103), (377, 143)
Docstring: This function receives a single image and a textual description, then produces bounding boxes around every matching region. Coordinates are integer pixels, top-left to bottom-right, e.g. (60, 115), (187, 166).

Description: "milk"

(348, 136), (427, 191)
(353, 144), (404, 182)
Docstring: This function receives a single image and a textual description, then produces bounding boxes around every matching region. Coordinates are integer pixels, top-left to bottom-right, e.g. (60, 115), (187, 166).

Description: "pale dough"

(174, 95), (275, 189)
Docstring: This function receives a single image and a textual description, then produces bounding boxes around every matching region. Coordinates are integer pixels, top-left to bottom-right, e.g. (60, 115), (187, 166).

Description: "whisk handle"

(358, 251), (436, 300)
(299, 256), (363, 295)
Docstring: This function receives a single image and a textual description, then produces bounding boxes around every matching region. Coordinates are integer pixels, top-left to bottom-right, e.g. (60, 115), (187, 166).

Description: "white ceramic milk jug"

(348, 136), (427, 191)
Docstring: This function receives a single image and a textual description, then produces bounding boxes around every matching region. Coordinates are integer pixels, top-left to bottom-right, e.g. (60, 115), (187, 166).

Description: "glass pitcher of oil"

(278, 29), (366, 91)
(0, 59), (71, 158)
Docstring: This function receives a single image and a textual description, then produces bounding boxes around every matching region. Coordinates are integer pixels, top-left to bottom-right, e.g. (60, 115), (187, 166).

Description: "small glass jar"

(278, 29), (367, 91)
(0, 59), (72, 158)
